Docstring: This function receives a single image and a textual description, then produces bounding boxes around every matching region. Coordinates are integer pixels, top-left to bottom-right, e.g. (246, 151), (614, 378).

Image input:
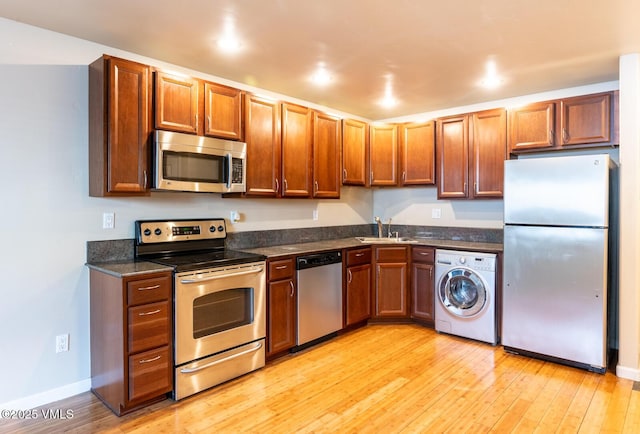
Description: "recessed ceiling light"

(310, 63), (332, 86)
(479, 59), (503, 89)
(378, 76), (398, 108)
(217, 16), (242, 54)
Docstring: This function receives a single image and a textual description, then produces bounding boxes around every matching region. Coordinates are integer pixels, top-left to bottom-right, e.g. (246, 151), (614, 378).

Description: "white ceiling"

(1, 0), (639, 120)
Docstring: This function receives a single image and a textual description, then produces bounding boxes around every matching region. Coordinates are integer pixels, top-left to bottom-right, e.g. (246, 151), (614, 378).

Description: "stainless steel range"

(135, 218), (266, 400)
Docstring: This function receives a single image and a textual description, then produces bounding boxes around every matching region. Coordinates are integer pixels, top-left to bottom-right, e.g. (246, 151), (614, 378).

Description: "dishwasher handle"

(296, 250), (342, 270)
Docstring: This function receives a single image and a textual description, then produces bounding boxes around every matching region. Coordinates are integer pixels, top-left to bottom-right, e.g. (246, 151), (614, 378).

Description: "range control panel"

(136, 218), (227, 244)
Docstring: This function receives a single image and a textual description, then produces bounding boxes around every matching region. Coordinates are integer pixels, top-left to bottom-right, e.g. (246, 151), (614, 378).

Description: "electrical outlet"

(312, 209), (319, 221)
(102, 212), (115, 229)
(56, 334), (69, 353)
(431, 208), (442, 219)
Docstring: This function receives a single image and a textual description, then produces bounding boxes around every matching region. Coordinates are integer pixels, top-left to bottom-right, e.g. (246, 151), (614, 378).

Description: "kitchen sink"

(356, 236), (418, 244)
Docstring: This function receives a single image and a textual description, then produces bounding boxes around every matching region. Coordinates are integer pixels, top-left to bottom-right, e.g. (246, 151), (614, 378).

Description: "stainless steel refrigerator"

(502, 153), (616, 373)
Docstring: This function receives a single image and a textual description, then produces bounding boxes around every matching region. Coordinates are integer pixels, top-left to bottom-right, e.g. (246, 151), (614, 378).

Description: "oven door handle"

(179, 341), (263, 374)
(179, 266), (264, 284)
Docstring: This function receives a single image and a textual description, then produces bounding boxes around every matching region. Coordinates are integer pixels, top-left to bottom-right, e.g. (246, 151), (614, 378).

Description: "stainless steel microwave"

(153, 130), (246, 193)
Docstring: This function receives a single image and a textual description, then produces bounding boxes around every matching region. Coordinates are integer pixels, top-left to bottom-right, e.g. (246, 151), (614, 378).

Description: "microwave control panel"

(231, 158), (244, 184)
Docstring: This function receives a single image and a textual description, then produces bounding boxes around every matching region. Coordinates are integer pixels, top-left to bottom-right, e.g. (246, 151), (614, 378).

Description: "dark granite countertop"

(86, 261), (173, 278)
(241, 237), (502, 258)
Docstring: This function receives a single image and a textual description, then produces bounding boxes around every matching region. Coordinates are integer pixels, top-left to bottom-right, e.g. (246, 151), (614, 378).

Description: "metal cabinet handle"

(139, 355), (161, 364)
(314, 181), (319, 193)
(430, 268), (432, 278)
(562, 128), (569, 143)
(289, 281), (295, 297)
(138, 284), (160, 291)
(143, 170), (148, 190)
(343, 168), (347, 180)
(402, 171), (406, 182)
(207, 115), (211, 129)
(283, 179), (288, 192)
(549, 129), (554, 145)
(138, 309), (161, 316)
(347, 269), (353, 283)
(275, 178), (279, 193)
(370, 170), (374, 183)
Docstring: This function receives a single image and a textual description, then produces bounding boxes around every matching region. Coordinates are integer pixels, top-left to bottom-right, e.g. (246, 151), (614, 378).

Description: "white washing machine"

(434, 249), (498, 345)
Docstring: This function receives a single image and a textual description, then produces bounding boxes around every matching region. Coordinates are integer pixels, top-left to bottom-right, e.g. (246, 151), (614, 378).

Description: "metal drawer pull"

(355, 253), (365, 257)
(181, 266), (264, 284)
(419, 252), (430, 256)
(180, 342), (263, 374)
(138, 284), (160, 291)
(139, 355), (161, 364)
(138, 309), (161, 316)
(275, 265), (288, 270)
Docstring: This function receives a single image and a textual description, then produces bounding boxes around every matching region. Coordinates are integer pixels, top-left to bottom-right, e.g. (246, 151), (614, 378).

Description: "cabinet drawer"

(412, 247), (435, 263)
(127, 274), (171, 306)
(375, 246), (408, 262)
(128, 346), (172, 402)
(128, 301), (170, 353)
(268, 258), (295, 281)
(346, 248), (371, 266)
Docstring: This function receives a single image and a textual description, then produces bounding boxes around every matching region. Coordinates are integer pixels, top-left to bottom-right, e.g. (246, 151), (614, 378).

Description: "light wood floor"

(3, 324), (640, 433)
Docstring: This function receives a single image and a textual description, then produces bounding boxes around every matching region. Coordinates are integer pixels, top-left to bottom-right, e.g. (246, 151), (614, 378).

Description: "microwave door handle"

(226, 153), (233, 190)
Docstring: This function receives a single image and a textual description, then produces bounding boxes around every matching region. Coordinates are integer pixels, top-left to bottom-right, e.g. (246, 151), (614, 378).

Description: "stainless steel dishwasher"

(296, 250), (343, 348)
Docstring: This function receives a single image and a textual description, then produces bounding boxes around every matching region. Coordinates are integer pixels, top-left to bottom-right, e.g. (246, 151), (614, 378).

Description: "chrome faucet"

(387, 218), (393, 238)
(374, 216), (383, 238)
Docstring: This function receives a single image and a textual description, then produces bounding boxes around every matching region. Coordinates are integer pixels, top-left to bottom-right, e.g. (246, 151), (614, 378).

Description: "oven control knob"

(154, 228), (162, 236)
(143, 228), (151, 237)
(459, 257), (466, 264)
(209, 225), (216, 232)
(218, 225), (224, 232)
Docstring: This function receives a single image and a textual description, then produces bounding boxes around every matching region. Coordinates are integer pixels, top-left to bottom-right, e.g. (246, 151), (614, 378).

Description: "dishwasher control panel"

(296, 251), (342, 270)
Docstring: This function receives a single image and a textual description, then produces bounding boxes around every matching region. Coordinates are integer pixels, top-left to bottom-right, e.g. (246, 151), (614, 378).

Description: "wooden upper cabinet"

(560, 93), (610, 146)
(244, 94), (281, 197)
(342, 118), (369, 186)
(281, 103), (313, 197)
(471, 108), (506, 198)
(370, 124), (399, 186)
(89, 55), (151, 196)
(436, 109), (506, 199)
(436, 115), (469, 199)
(508, 91), (617, 154)
(507, 101), (555, 153)
(203, 82), (244, 140)
(313, 111), (342, 198)
(154, 71), (200, 134)
(399, 121), (435, 186)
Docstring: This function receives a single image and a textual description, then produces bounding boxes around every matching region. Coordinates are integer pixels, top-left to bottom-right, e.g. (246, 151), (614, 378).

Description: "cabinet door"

(313, 111), (342, 198)
(154, 71), (200, 134)
(282, 103), (313, 197)
(342, 118), (369, 186)
(267, 279), (296, 356)
(507, 102), (555, 153)
(244, 94), (281, 197)
(411, 262), (434, 323)
(375, 262), (408, 317)
(470, 108), (506, 198)
(400, 121), (435, 186)
(436, 115), (469, 199)
(89, 56), (151, 196)
(203, 82), (243, 140)
(345, 264), (371, 326)
(560, 93), (611, 146)
(370, 124), (398, 186)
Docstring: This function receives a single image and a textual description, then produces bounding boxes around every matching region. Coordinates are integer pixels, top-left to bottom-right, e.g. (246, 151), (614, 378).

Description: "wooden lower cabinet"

(372, 246), (409, 319)
(410, 247), (435, 324)
(344, 247), (372, 327)
(266, 257), (297, 358)
(89, 270), (173, 416)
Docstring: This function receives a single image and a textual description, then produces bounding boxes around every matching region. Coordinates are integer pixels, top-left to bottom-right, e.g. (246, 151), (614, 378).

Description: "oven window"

(193, 287), (253, 339)
(163, 150), (226, 183)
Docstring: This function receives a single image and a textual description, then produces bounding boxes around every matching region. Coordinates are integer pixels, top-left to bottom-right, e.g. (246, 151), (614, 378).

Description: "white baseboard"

(0, 379), (91, 410)
(616, 364), (640, 381)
